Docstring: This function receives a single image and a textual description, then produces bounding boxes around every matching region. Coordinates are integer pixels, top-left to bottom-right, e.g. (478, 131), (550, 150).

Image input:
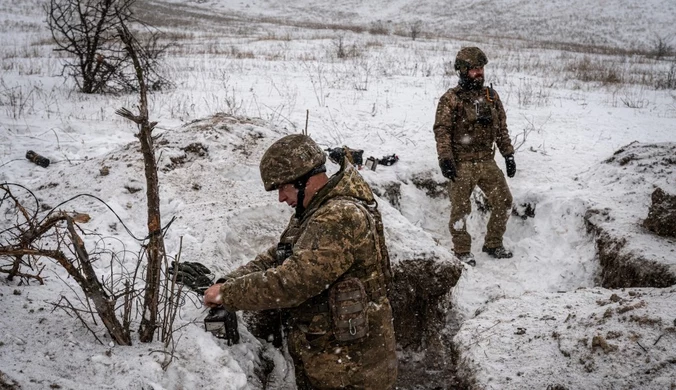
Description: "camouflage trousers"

(447, 159), (513, 254)
(287, 305), (398, 390)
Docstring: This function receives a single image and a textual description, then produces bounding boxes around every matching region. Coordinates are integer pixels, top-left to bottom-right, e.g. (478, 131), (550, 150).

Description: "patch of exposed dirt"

(373, 182), (402, 210)
(410, 172), (447, 199)
(390, 257), (463, 389)
(585, 210), (676, 288)
(644, 187), (676, 238)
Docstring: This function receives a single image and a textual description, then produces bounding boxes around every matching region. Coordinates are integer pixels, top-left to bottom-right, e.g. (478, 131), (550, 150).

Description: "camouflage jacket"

(433, 85), (514, 163)
(220, 159), (398, 388)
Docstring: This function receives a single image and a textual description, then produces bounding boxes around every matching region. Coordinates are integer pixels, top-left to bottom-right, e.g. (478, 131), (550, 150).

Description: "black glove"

(505, 154), (516, 178)
(167, 261), (214, 294)
(439, 159), (457, 181)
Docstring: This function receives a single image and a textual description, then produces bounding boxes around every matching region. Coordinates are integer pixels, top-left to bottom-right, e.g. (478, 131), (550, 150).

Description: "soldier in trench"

(203, 134), (398, 389)
(433, 47), (516, 266)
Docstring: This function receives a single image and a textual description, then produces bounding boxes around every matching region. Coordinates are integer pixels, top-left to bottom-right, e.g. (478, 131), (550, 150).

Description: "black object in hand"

(440, 159), (457, 181)
(505, 155), (516, 178)
(204, 307), (240, 345)
(26, 150), (50, 168)
(167, 261), (213, 294)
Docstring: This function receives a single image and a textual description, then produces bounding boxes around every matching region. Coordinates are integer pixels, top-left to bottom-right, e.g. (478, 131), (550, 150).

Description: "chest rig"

(450, 85), (501, 161)
(276, 197), (392, 343)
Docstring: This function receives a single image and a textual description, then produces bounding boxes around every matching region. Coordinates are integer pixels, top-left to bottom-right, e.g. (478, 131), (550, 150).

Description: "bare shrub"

(655, 62), (676, 90)
(650, 33), (674, 60)
(565, 56), (625, 85)
(333, 36), (362, 59)
(368, 21), (390, 35)
(0, 79), (37, 119)
(620, 88), (649, 108)
(45, 0), (171, 94)
(409, 20), (423, 41)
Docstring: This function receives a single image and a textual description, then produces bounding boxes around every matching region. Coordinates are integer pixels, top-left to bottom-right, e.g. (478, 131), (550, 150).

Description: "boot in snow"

(482, 245), (513, 259)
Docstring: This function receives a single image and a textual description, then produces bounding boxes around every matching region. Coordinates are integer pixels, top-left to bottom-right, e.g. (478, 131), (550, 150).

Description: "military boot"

(456, 252), (476, 267)
(482, 245), (513, 259)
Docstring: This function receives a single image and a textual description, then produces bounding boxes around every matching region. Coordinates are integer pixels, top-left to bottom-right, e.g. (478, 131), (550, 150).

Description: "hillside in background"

(1, 0), (675, 388)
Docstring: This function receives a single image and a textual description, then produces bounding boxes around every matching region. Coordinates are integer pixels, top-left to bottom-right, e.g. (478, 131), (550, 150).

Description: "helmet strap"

(292, 164), (326, 218)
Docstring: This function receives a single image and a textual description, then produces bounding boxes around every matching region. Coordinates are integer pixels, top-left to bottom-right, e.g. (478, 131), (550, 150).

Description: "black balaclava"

(293, 164), (327, 218)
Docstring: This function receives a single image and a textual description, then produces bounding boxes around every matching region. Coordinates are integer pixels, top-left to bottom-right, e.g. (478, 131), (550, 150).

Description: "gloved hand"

(505, 154), (516, 178)
(167, 261), (214, 294)
(439, 159), (457, 181)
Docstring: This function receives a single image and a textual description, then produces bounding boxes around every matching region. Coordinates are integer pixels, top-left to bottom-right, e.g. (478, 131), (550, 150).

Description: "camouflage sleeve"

(219, 201), (365, 311)
(432, 92), (456, 162)
(494, 91), (515, 157)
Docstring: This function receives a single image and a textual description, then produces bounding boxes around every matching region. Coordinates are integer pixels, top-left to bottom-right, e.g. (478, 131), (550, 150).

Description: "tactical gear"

(260, 134), (327, 192)
(454, 47), (488, 73)
(167, 261), (213, 294)
(364, 156), (378, 171)
(219, 158), (397, 389)
(434, 86), (514, 163)
(456, 252), (476, 267)
(436, 52), (514, 267)
(326, 146), (364, 167)
(379, 154), (399, 166)
(482, 245), (513, 259)
(204, 307), (240, 345)
(475, 100), (493, 125)
(440, 159), (457, 181)
(329, 277), (368, 342)
(505, 154), (516, 178)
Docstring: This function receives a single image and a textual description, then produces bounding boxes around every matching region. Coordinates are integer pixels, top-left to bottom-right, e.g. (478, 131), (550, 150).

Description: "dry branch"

(116, 23), (166, 343)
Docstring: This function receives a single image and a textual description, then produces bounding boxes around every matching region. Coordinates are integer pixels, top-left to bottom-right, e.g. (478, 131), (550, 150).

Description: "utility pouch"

(475, 101), (493, 126)
(329, 277), (368, 342)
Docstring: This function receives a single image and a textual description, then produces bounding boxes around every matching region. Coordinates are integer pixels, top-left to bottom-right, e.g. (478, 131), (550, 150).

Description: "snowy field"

(1, 0), (675, 389)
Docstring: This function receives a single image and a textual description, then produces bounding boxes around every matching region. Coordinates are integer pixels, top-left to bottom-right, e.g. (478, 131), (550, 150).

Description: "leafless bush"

(302, 60), (327, 107)
(655, 62), (676, 90)
(368, 21), (390, 35)
(45, 0), (171, 94)
(620, 90), (649, 108)
(409, 20), (423, 41)
(333, 36), (362, 59)
(0, 79), (37, 119)
(0, 184), (190, 350)
(650, 33), (674, 60)
(514, 114), (550, 154)
(565, 56), (624, 85)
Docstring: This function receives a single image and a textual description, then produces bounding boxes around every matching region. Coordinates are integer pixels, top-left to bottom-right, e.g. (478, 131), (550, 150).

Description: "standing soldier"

(203, 134), (398, 389)
(433, 47), (516, 266)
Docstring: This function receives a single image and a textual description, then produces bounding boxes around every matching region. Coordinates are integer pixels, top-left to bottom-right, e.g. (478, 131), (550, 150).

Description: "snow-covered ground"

(1, 0), (675, 389)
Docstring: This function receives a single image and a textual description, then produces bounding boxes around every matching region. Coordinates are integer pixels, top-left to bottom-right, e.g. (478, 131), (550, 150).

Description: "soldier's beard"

(459, 73), (484, 90)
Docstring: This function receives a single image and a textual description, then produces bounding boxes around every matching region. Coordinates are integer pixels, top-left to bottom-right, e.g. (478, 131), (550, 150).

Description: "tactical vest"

(277, 197), (393, 343)
(450, 85), (502, 162)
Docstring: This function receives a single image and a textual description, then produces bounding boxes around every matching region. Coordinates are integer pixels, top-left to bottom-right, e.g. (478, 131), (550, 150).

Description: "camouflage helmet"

(454, 47), (488, 73)
(260, 134), (326, 191)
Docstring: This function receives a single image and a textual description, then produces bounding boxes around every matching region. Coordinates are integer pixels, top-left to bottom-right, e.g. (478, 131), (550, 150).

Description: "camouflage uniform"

(220, 158), (398, 390)
(433, 49), (515, 255)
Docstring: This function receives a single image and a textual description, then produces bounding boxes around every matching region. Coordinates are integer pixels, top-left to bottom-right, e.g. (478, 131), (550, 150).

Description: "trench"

(371, 174), (675, 389)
